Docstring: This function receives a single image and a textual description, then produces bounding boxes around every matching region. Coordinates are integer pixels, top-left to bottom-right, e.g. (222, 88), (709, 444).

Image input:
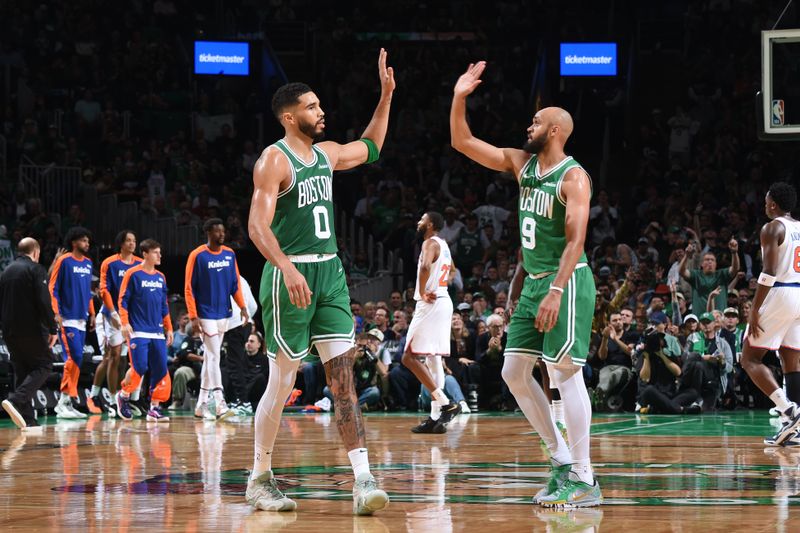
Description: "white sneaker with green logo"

(538, 478), (602, 508)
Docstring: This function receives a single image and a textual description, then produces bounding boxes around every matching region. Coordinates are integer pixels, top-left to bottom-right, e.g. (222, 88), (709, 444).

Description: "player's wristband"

(359, 138), (380, 164)
(549, 284), (564, 294)
(758, 272), (776, 287)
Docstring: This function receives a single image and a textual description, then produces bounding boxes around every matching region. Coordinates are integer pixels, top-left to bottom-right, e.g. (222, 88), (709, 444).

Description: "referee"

(0, 238), (58, 429)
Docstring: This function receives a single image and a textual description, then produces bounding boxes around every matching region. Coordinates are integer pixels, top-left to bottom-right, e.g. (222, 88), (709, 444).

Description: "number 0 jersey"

(517, 155), (590, 274)
(414, 235), (452, 300)
(765, 216), (800, 284)
(269, 139), (337, 256)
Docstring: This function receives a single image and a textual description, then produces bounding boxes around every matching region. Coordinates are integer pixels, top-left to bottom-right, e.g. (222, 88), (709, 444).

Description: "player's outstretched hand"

(283, 263), (313, 309)
(454, 62), (486, 98)
(378, 48), (395, 97)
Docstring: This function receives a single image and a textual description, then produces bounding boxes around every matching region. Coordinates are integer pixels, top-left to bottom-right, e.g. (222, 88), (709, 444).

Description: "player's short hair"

(426, 211), (444, 232)
(64, 226), (91, 249)
(140, 239), (161, 253)
(115, 229), (136, 250)
(768, 182), (797, 212)
(271, 82), (313, 119)
(203, 218), (224, 233)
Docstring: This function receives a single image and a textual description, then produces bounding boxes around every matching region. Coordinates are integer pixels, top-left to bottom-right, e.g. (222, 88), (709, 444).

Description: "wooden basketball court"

(1, 410), (799, 531)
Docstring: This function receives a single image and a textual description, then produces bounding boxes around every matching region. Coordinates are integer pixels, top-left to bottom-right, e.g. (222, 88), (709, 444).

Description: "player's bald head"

(17, 237), (39, 255)
(17, 237), (41, 262)
(539, 107), (574, 140)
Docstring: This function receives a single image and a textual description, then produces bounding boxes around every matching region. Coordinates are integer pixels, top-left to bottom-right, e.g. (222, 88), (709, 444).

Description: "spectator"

(439, 206), (465, 246)
(685, 312), (733, 411)
(169, 311), (190, 357)
(679, 239), (739, 313)
(638, 325), (701, 415)
(389, 291), (404, 313)
(169, 323), (204, 410)
(370, 307), (395, 342)
(589, 190), (619, 247)
(592, 312), (634, 411)
(447, 312), (479, 407)
(323, 331), (384, 411)
(475, 313), (506, 409)
(454, 214), (483, 271)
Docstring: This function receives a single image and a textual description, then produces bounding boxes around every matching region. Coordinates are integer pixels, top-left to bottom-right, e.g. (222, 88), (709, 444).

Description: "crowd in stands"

(1, 0), (798, 415)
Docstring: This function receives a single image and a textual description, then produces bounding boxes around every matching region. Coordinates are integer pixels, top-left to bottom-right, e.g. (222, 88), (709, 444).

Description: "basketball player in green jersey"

(450, 61), (601, 507)
(246, 49), (395, 515)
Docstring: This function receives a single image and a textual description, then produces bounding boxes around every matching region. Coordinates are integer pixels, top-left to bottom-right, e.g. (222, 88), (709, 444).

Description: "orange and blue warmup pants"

(121, 337), (171, 403)
(59, 326), (86, 398)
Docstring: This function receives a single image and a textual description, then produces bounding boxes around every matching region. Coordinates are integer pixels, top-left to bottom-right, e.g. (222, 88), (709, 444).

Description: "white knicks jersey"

(414, 235), (452, 300)
(766, 216), (800, 284)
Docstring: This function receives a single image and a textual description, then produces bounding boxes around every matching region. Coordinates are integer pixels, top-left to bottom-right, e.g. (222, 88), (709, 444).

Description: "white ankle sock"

(348, 448), (371, 479)
(569, 460), (594, 485)
(430, 400), (441, 421)
(432, 388), (448, 405)
(771, 389), (793, 412)
(251, 445), (272, 479)
(130, 389), (140, 402)
(213, 389), (225, 403)
(198, 388), (209, 405)
(90, 385), (101, 397)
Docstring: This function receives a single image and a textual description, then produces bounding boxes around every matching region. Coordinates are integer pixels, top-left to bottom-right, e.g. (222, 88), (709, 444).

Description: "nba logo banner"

(772, 99), (785, 126)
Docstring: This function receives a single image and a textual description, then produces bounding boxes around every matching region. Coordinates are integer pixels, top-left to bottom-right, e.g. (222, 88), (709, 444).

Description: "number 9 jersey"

(517, 155), (590, 275)
(269, 139), (337, 255)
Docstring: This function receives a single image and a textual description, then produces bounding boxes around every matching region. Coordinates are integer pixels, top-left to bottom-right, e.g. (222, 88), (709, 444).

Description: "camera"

(357, 344), (377, 362)
(644, 326), (665, 353)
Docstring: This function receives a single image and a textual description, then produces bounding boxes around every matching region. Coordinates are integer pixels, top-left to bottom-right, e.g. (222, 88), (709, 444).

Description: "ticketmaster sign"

(560, 43), (617, 76)
(194, 41), (250, 76)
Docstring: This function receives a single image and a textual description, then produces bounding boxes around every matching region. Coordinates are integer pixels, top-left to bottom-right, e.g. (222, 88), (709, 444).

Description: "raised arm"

(535, 167), (591, 332)
(450, 62), (527, 175)
(249, 148), (313, 309)
(679, 242), (694, 280)
(318, 48), (395, 171)
(727, 238), (740, 277)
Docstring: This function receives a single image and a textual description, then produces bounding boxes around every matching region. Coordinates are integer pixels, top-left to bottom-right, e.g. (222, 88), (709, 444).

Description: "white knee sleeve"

(502, 355), (571, 464)
(254, 351), (301, 453)
(315, 340), (354, 364)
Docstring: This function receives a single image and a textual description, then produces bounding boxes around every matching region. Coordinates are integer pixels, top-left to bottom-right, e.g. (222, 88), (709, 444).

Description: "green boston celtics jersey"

(270, 139), (338, 255)
(517, 155), (590, 274)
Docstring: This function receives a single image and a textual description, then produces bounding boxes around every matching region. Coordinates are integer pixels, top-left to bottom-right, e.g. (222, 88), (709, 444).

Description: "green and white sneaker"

(246, 472), (297, 511)
(353, 474), (389, 515)
(532, 463), (572, 504)
(538, 478), (602, 508)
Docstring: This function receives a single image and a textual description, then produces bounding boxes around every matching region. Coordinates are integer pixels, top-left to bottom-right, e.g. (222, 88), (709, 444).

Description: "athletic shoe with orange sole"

(87, 396), (103, 415)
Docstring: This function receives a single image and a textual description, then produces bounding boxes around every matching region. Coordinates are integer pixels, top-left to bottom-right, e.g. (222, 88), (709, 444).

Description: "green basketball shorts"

(505, 265), (595, 366)
(260, 255), (355, 360)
